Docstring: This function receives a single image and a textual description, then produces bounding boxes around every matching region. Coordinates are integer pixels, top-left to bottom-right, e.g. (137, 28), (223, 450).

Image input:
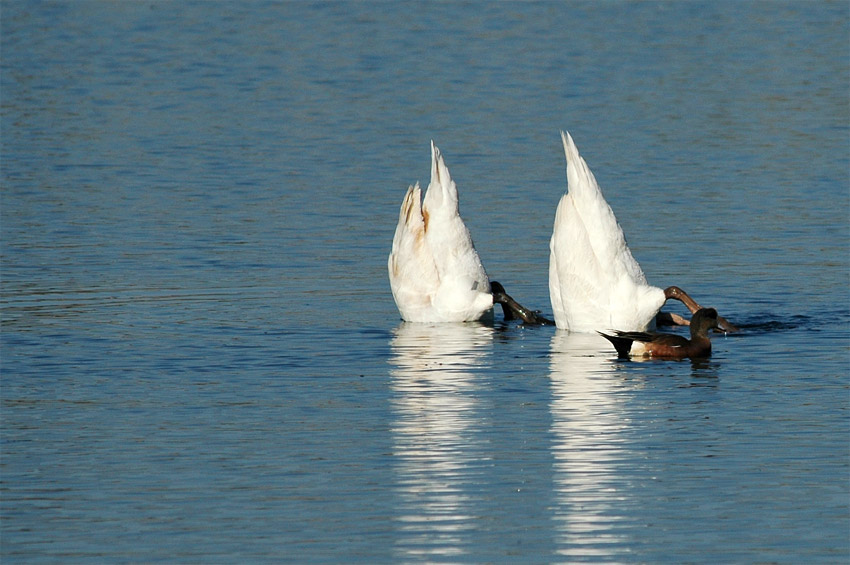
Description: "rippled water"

(2, 2), (848, 562)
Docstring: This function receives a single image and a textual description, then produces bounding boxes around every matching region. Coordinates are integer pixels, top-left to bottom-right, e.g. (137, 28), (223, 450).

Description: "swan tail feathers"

(425, 141), (458, 213)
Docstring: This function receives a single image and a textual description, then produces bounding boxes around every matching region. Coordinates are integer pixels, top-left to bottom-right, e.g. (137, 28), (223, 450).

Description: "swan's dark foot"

(491, 281), (555, 326)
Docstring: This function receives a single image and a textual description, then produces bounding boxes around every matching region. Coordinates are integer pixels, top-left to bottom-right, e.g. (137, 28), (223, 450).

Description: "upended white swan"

(388, 142), (493, 323)
(549, 131), (735, 333)
(388, 135), (733, 331)
(389, 142), (549, 324)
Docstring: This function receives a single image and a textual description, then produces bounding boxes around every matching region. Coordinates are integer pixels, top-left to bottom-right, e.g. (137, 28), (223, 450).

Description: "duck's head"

(690, 308), (719, 337)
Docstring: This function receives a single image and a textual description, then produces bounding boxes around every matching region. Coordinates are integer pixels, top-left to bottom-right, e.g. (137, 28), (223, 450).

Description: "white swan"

(549, 131), (733, 333)
(388, 141), (493, 323)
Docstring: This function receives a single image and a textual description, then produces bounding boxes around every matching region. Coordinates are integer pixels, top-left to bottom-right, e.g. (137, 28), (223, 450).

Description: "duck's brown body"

(599, 308), (719, 359)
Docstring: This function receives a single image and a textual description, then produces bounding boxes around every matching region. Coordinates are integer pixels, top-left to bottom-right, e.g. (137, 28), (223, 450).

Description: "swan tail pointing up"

(423, 140), (459, 216)
(424, 143), (490, 319)
(559, 130), (645, 285)
(549, 131), (664, 332)
(389, 143), (491, 322)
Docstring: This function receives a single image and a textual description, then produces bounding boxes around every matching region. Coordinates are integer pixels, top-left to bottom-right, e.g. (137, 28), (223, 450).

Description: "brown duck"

(598, 308), (720, 359)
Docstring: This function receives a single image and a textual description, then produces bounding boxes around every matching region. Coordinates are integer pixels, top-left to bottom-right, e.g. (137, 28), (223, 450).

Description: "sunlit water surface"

(2, 2), (848, 563)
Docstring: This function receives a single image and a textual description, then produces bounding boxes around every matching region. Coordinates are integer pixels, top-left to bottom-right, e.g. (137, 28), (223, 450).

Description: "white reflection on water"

(548, 331), (634, 559)
(388, 322), (494, 560)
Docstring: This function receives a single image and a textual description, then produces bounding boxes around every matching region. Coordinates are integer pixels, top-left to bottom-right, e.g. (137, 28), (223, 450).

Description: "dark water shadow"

(722, 314), (814, 335)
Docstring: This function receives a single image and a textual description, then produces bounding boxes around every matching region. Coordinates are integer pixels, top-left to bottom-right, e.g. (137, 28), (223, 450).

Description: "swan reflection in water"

(388, 322), (493, 560)
(548, 331), (635, 559)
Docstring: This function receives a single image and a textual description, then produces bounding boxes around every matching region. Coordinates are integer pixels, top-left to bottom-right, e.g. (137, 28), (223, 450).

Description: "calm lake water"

(2, 1), (848, 562)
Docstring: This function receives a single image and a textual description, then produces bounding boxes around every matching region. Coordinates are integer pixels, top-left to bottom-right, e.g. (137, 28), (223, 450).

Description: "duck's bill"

(716, 315), (739, 333)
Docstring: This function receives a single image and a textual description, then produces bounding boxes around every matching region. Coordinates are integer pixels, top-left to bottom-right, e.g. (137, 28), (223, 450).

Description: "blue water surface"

(2, 1), (848, 562)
